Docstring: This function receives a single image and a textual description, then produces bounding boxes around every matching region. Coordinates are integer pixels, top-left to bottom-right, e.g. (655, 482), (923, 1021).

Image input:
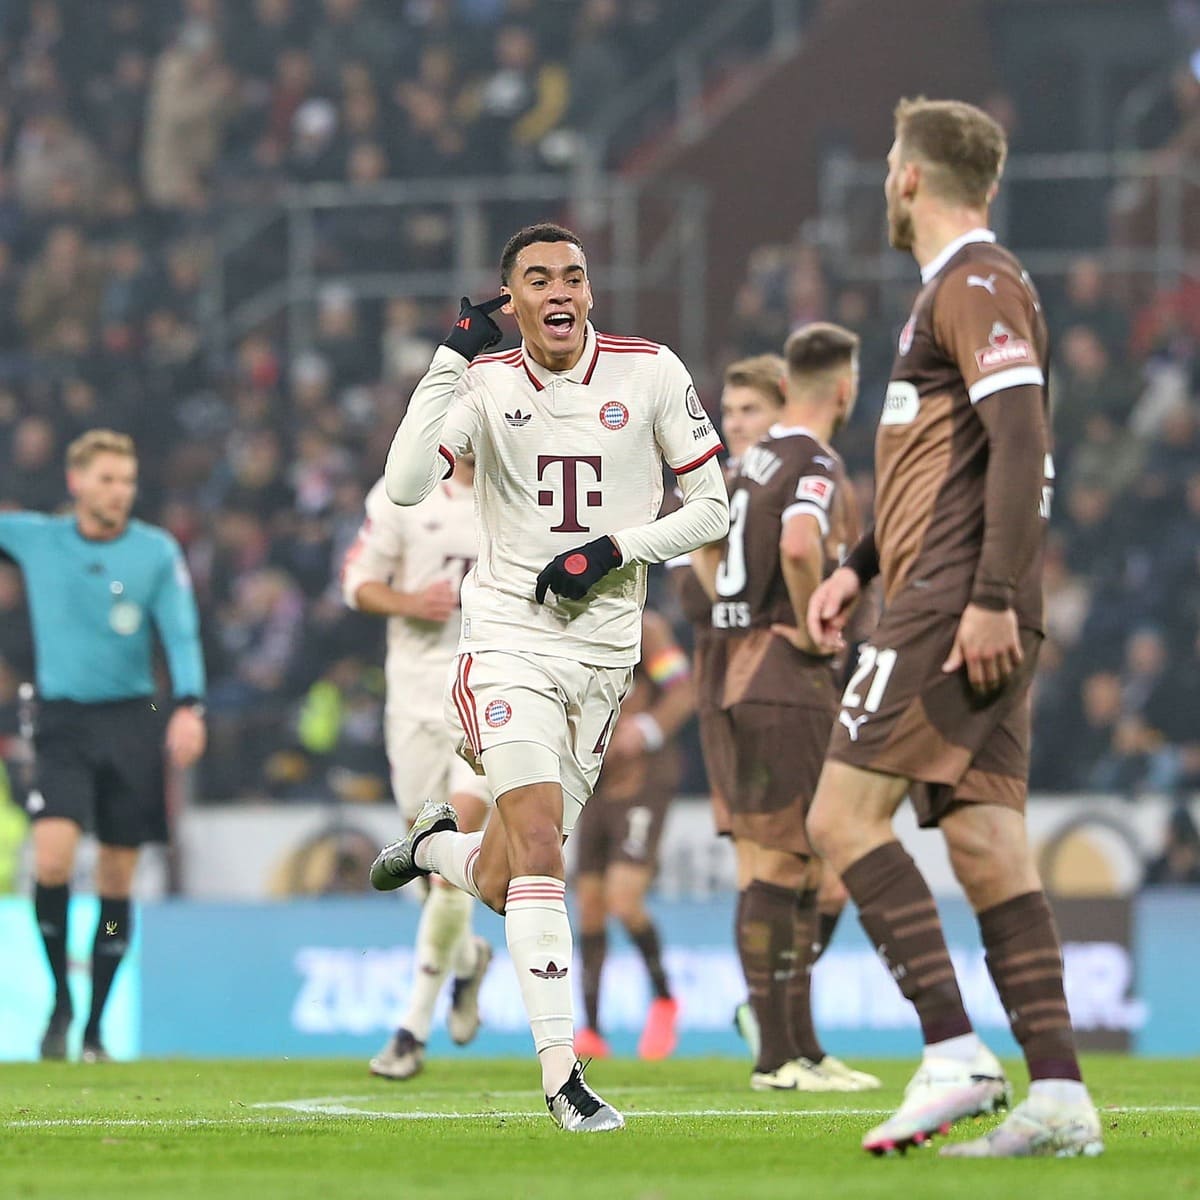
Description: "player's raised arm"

(384, 295), (504, 506)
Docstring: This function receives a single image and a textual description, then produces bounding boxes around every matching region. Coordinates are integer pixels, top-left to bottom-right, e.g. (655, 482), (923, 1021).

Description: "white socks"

(416, 829), (485, 900)
(1029, 1078), (1091, 1106)
(924, 1032), (983, 1063)
(505, 876), (576, 1095)
(401, 884), (474, 1042)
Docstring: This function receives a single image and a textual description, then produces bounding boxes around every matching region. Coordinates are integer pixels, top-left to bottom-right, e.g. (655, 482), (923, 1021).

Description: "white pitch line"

(7, 1103), (1199, 1130)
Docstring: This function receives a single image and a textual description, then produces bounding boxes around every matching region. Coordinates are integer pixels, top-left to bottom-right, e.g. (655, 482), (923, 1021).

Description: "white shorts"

(444, 650), (633, 835)
(385, 709), (491, 822)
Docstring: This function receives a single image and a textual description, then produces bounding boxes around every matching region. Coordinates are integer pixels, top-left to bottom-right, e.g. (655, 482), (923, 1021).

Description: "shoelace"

(558, 1062), (602, 1118)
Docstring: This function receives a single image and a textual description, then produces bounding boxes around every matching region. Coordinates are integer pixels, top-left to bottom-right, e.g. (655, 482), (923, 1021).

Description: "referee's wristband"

(632, 713), (665, 753)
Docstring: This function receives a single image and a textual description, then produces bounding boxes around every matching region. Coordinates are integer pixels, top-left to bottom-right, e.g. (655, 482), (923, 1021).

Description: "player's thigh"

(96, 702), (167, 849)
(571, 782), (613, 879)
(31, 818), (82, 883)
(726, 703), (827, 858)
(827, 610), (1041, 828)
(806, 758), (910, 869)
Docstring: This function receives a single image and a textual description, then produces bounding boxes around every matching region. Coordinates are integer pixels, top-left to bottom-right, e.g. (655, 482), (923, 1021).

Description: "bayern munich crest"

(598, 400), (629, 430)
(898, 316), (916, 356)
(484, 698), (512, 727)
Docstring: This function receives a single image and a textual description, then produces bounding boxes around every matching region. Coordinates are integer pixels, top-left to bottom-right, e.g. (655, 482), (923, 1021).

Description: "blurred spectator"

(1143, 806), (1200, 887)
(4, 415), (62, 511)
(1052, 324), (1140, 453)
(12, 112), (103, 216)
(17, 225), (102, 351)
(142, 21), (235, 208)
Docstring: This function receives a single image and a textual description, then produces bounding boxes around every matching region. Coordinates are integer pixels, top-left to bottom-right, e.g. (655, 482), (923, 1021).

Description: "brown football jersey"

(710, 425), (860, 709)
(877, 231), (1051, 630)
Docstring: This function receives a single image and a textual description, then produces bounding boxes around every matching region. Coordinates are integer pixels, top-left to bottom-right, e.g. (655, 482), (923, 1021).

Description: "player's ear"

(500, 289), (515, 314)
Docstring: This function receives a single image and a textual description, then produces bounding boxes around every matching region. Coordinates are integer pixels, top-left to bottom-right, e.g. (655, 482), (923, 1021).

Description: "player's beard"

(888, 202), (914, 253)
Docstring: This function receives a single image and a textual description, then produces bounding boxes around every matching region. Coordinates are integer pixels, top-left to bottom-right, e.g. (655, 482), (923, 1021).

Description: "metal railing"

(813, 150), (1200, 305)
(203, 174), (709, 367)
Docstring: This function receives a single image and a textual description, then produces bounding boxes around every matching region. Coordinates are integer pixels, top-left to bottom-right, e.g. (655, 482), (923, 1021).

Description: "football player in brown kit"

(806, 98), (1102, 1157)
(572, 608), (695, 1061)
(695, 325), (879, 1093)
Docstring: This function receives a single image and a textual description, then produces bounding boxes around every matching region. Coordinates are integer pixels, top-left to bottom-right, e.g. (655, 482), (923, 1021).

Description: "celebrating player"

(805, 98), (1103, 1157)
(572, 607), (695, 1061)
(341, 458), (492, 1081)
(0, 430), (206, 1062)
(369, 223), (729, 1131)
(694, 325), (879, 1094)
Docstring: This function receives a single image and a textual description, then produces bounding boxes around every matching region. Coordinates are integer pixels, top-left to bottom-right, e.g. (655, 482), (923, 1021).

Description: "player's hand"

(806, 566), (861, 654)
(770, 623), (828, 658)
(535, 536), (622, 603)
(942, 603), (1023, 694)
(166, 706), (207, 769)
(406, 579), (457, 623)
(441, 294), (507, 361)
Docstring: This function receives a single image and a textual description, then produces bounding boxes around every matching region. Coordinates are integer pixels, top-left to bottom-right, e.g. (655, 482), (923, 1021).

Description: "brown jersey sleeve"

(933, 262), (1049, 612)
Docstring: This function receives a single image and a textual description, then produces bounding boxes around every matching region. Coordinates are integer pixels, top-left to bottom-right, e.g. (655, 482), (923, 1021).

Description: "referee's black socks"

(34, 883), (71, 1017)
(85, 897), (132, 1043)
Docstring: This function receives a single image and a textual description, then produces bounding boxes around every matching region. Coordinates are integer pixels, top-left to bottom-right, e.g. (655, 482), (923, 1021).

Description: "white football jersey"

(434, 322), (722, 667)
(341, 476), (478, 705)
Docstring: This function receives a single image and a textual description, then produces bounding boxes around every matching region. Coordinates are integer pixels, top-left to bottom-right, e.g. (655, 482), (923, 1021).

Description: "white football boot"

(370, 799), (457, 891)
(817, 1055), (882, 1091)
(940, 1092), (1104, 1158)
(862, 1043), (1011, 1154)
(369, 1028), (424, 1080)
(546, 1061), (625, 1132)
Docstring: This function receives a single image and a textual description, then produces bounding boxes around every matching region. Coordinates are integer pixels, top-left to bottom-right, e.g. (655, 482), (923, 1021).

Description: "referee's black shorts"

(30, 697), (167, 847)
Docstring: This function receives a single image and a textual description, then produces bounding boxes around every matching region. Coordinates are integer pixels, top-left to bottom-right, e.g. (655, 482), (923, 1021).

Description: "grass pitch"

(2, 1056), (1197, 1200)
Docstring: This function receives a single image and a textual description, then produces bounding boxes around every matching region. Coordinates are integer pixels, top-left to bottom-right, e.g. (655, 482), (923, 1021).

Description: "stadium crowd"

(0, 0), (1195, 826)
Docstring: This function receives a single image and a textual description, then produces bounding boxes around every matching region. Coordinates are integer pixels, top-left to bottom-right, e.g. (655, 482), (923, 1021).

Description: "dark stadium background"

(0, 0), (1196, 1061)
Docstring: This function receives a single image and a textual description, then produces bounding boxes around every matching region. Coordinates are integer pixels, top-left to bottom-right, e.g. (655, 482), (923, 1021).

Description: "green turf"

(1, 1056), (1197, 1200)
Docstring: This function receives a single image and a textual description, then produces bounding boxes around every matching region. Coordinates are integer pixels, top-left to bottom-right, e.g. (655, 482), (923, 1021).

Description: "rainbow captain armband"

(645, 646), (690, 688)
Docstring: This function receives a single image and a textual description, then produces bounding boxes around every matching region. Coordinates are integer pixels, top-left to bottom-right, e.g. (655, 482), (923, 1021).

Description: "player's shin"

(505, 876), (576, 1095)
(85, 897), (132, 1046)
(416, 829), (485, 901)
(737, 880), (799, 1073)
(402, 884), (474, 1041)
(979, 890), (1084, 1085)
(788, 887), (824, 1062)
(842, 842), (974, 1048)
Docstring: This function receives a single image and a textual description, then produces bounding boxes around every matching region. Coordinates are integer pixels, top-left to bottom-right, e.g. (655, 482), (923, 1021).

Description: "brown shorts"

(704, 702), (832, 856)
(825, 607), (1041, 827)
(572, 751), (676, 875)
(698, 705), (732, 838)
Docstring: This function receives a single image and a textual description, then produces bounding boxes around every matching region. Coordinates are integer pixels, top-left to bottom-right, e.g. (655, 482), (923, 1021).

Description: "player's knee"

(34, 857), (72, 887)
(804, 794), (841, 861)
(608, 890), (647, 928)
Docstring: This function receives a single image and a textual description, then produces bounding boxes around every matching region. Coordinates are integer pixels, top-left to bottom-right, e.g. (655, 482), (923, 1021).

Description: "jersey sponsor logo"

(598, 400), (629, 430)
(967, 273), (998, 295)
(537, 454), (603, 533)
(975, 321), (1034, 371)
(691, 420), (714, 441)
(504, 409), (532, 427)
(880, 381), (920, 426)
(898, 316), (916, 356)
(796, 476), (833, 508)
(484, 698), (512, 728)
(685, 384), (707, 421)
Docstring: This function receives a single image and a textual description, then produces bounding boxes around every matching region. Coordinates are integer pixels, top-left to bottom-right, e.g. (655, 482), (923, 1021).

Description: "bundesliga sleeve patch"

(795, 475), (834, 508)
(975, 322), (1034, 372)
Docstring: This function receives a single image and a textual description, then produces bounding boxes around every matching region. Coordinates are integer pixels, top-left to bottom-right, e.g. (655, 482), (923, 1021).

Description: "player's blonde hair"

(66, 428), (136, 471)
(894, 97), (1007, 208)
(723, 354), (786, 407)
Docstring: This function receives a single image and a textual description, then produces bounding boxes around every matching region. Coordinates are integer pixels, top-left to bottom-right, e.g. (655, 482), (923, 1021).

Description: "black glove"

(442, 294), (507, 361)
(535, 536), (622, 604)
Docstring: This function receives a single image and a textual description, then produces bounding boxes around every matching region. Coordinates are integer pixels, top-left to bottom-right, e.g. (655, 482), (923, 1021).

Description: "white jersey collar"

(920, 228), (996, 284)
(521, 321), (600, 389)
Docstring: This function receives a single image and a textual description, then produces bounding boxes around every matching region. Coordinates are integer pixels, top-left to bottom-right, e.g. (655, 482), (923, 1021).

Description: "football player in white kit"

(342, 455), (492, 1081)
(370, 223), (730, 1131)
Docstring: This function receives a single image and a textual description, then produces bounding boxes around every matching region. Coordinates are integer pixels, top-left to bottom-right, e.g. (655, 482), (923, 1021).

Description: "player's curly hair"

(894, 97), (1007, 208)
(499, 222), (586, 283)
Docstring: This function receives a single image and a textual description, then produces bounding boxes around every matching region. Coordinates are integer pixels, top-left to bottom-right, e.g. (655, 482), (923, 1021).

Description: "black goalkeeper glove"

(442, 294), (507, 361)
(535, 536), (623, 604)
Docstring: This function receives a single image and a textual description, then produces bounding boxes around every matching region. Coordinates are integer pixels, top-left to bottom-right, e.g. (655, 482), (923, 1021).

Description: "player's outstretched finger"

(942, 638), (964, 675)
(478, 294), (509, 315)
(534, 571), (550, 604)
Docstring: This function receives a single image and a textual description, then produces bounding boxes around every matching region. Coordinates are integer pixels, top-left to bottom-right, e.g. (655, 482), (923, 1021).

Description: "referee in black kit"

(0, 430), (206, 1061)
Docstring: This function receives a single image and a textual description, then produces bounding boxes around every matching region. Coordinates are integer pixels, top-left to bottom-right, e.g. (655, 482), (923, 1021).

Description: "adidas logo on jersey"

(505, 409), (532, 427)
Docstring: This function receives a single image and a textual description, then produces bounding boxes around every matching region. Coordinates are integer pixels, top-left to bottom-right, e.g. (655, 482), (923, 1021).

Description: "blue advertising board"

(0, 890), (1192, 1060)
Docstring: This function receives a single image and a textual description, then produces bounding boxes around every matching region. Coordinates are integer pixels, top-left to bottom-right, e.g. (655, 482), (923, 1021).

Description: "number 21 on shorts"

(841, 645), (897, 714)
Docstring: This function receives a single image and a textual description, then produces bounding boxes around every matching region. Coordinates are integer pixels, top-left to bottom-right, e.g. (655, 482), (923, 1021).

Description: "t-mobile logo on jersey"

(537, 454), (603, 533)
